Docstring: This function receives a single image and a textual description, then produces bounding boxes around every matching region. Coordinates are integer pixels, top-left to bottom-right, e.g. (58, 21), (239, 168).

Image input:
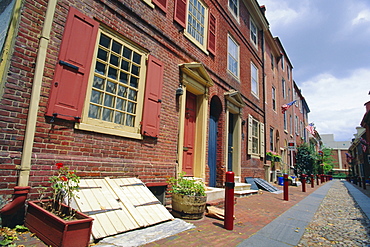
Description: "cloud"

(352, 9), (370, 25)
(300, 69), (370, 141)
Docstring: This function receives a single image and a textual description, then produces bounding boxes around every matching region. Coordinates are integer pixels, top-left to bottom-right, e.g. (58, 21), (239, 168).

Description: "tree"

(317, 147), (335, 174)
(295, 143), (317, 175)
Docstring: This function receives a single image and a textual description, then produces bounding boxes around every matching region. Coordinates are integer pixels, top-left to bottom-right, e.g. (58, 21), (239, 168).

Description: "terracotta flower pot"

(25, 200), (93, 247)
(171, 193), (207, 220)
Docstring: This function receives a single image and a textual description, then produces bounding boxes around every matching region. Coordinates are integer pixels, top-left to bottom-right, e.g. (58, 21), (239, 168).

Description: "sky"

(259, 0), (370, 142)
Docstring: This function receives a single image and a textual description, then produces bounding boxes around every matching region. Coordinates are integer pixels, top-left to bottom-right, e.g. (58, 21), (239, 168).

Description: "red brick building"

(0, 0), (310, 199)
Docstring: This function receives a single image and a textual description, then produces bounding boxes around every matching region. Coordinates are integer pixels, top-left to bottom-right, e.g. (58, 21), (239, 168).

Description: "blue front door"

(208, 115), (217, 187)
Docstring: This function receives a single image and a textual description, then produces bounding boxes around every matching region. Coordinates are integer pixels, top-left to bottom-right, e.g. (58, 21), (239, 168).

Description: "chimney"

(260, 5), (266, 15)
(365, 101), (370, 113)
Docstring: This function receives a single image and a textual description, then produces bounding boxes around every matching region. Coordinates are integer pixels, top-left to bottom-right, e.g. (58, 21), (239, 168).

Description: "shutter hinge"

(51, 113), (81, 123)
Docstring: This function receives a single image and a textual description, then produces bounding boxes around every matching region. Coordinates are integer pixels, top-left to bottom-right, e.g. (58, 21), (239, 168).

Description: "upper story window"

(270, 53), (274, 70)
(184, 0), (208, 50)
(250, 18), (258, 47)
(282, 79), (286, 99)
(283, 112), (287, 130)
(281, 54), (284, 70)
(272, 86), (276, 111)
(174, 0), (216, 55)
(228, 35), (239, 79)
(269, 127), (274, 151)
(228, 0), (239, 19)
(251, 62), (258, 96)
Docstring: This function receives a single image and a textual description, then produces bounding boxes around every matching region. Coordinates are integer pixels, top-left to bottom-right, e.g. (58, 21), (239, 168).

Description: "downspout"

(261, 30), (266, 159)
(18, 0), (58, 186)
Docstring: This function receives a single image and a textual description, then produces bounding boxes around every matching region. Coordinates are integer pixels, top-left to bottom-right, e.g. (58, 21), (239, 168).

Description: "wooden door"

(182, 92), (197, 176)
(208, 115), (217, 186)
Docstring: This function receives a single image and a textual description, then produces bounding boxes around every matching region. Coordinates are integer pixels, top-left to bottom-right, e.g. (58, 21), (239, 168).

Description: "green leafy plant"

(168, 172), (206, 196)
(0, 225), (28, 246)
(40, 163), (80, 220)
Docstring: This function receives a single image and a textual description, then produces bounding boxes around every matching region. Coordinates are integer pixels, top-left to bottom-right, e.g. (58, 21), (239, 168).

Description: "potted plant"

(266, 151), (281, 162)
(25, 163), (93, 247)
(168, 172), (207, 220)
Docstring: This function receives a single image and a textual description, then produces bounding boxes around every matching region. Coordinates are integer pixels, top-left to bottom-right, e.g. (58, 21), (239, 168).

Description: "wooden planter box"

(25, 200), (93, 247)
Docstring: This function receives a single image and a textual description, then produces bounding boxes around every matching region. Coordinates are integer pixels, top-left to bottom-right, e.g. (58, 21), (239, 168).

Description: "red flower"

(56, 163), (63, 169)
(60, 176), (68, 181)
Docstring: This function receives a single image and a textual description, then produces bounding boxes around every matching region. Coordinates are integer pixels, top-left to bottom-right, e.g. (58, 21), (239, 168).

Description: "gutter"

(18, 0), (58, 186)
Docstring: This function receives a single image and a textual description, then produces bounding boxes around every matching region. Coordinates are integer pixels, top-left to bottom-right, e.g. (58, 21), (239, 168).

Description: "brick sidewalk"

(13, 180), (367, 247)
(145, 182), (322, 247)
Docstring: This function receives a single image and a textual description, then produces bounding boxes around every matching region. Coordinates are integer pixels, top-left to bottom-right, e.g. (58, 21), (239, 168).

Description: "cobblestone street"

(298, 180), (370, 246)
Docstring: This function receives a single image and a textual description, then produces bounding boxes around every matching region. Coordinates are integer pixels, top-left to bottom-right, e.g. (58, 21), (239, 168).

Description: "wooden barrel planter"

(171, 193), (207, 220)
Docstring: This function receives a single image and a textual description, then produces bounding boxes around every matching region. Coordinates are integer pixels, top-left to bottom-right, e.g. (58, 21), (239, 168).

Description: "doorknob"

(183, 147), (189, 151)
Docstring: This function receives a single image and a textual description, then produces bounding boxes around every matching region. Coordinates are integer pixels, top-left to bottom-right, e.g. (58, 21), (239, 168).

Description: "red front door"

(182, 92), (197, 176)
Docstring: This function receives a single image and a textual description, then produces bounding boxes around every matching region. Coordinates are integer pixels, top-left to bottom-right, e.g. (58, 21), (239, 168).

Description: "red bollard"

(224, 171), (235, 230)
(321, 174), (324, 183)
(283, 174), (289, 201)
(301, 174), (307, 192)
(316, 174), (320, 186)
(311, 174), (314, 188)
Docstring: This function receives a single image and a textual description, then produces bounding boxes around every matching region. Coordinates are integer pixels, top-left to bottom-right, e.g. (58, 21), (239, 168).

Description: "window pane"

(90, 90), (102, 104)
(99, 34), (110, 48)
(92, 76), (104, 90)
(88, 105), (101, 119)
(97, 48), (108, 61)
(112, 40), (121, 54)
(95, 61), (106, 75)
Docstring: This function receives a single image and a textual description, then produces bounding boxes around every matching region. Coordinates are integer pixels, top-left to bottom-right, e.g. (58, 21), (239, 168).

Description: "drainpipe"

(18, 0), (57, 186)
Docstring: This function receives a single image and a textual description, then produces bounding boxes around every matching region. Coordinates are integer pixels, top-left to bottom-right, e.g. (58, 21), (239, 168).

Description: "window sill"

(75, 122), (143, 140)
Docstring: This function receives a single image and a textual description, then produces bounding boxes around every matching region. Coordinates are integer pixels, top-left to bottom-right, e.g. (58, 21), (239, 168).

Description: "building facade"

(0, 0), (310, 199)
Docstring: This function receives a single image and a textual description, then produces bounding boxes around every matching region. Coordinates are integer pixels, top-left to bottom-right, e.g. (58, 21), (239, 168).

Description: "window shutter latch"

(59, 60), (79, 71)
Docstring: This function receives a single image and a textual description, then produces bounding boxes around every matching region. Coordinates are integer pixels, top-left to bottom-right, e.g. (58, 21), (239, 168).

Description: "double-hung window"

(272, 87), (276, 111)
(250, 18), (258, 47)
(228, 35), (239, 78)
(46, 7), (164, 139)
(248, 115), (265, 157)
(282, 79), (286, 99)
(228, 0), (238, 19)
(251, 62), (258, 97)
(174, 0), (216, 55)
(186, 0), (207, 49)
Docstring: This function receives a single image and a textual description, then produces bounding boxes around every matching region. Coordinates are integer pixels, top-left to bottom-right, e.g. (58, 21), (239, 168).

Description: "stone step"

(234, 189), (259, 198)
(205, 187), (224, 202)
(234, 182), (251, 191)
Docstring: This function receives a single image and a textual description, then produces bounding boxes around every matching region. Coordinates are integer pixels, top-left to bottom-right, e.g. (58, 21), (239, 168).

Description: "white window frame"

(248, 115), (264, 157)
(184, 0), (209, 53)
(250, 18), (258, 48)
(282, 78), (286, 99)
(228, 0), (239, 19)
(272, 86), (276, 111)
(227, 34), (239, 79)
(77, 29), (147, 139)
(251, 62), (258, 97)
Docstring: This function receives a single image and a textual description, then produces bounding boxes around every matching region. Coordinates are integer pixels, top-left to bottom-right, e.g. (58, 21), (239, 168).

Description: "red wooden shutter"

(153, 0), (168, 12)
(46, 7), (99, 121)
(141, 55), (164, 138)
(174, 0), (187, 28)
(208, 12), (216, 55)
